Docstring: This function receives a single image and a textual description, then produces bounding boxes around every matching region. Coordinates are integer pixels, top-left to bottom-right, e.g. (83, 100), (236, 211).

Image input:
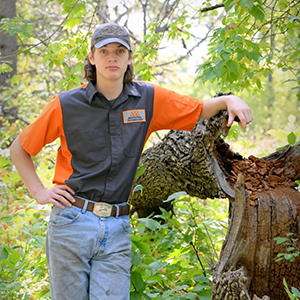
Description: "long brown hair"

(83, 47), (134, 83)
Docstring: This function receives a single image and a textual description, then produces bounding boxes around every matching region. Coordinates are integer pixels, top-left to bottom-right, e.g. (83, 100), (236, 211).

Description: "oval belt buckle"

(93, 202), (112, 217)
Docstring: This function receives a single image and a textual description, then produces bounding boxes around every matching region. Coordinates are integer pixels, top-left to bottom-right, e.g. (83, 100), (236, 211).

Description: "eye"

(100, 49), (107, 54)
(118, 49), (125, 54)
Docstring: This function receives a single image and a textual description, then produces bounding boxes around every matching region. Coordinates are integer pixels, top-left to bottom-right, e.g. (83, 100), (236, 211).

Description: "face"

(88, 42), (133, 84)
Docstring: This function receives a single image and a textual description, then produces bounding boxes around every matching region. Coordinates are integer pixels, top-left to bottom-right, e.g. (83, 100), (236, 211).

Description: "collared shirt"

(19, 81), (203, 204)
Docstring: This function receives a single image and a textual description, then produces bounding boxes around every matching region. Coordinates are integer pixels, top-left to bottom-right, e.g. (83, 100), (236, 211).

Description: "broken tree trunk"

(211, 174), (300, 300)
(128, 110), (300, 299)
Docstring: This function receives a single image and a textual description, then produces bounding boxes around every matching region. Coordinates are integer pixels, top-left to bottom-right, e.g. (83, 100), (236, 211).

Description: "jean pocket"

(120, 215), (131, 234)
(49, 205), (81, 227)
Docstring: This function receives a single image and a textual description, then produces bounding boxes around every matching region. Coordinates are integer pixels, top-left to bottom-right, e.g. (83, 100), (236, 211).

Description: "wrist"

(31, 184), (46, 200)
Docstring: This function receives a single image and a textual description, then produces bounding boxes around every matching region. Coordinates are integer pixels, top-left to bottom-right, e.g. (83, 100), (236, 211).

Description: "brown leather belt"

(73, 196), (130, 217)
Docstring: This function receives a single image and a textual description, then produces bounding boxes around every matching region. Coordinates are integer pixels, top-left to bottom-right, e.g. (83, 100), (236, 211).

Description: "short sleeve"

(19, 95), (64, 156)
(149, 84), (203, 132)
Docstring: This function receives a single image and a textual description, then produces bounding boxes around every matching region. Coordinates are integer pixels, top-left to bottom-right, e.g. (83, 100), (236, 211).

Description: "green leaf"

(194, 276), (211, 283)
(132, 241), (151, 254)
(214, 60), (224, 77)
(283, 278), (295, 298)
(267, 129), (287, 140)
(291, 287), (300, 298)
(241, 0), (254, 9)
(133, 185), (143, 195)
(250, 5), (265, 22)
(135, 165), (146, 179)
(221, 52), (230, 61)
(286, 247), (295, 252)
(224, 0), (234, 11)
(0, 247), (9, 260)
(163, 191), (187, 203)
(131, 251), (142, 266)
(274, 237), (288, 244)
(287, 132), (296, 145)
(226, 60), (238, 73)
(131, 271), (146, 292)
(137, 218), (161, 231)
(198, 288), (212, 299)
(130, 291), (141, 300)
(283, 253), (295, 261)
(32, 289), (51, 299)
(203, 68), (217, 81)
(9, 250), (22, 265)
(0, 63), (13, 74)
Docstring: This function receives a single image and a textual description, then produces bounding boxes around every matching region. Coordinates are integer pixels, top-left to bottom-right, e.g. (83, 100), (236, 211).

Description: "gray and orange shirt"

(19, 81), (203, 204)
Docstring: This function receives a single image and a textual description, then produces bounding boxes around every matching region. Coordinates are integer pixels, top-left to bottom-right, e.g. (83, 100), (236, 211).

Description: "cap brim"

(94, 38), (130, 50)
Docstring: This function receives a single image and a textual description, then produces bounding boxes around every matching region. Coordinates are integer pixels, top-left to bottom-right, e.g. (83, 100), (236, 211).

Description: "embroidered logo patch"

(123, 110), (146, 123)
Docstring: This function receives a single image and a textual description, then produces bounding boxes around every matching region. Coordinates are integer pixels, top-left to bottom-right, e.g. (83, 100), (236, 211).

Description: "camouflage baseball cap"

(91, 23), (131, 50)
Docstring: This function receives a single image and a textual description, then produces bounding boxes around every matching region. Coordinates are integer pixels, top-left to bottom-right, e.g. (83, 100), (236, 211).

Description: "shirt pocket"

(122, 122), (145, 158)
(67, 129), (107, 163)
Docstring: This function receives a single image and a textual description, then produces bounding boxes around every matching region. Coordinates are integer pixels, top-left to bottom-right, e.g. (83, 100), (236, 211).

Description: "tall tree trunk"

(0, 0), (18, 126)
(128, 110), (300, 299)
(0, 0), (17, 88)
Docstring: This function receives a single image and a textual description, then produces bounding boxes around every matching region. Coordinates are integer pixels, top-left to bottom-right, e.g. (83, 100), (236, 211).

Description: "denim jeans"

(46, 203), (131, 300)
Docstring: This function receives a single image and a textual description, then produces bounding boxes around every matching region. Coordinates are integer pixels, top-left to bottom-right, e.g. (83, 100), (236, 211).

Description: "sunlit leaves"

(134, 10), (192, 81)
(267, 114), (300, 148)
(195, 0), (300, 99)
(195, 21), (269, 92)
(167, 10), (191, 41)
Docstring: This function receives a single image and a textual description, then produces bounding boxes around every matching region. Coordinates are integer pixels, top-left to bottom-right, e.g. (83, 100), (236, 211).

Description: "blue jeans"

(46, 203), (131, 300)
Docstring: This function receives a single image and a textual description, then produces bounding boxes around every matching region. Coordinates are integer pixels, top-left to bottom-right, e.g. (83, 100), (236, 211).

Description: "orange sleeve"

(148, 84), (203, 135)
(19, 95), (64, 156)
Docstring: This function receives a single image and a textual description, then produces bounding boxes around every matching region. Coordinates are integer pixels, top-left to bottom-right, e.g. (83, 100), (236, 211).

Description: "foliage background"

(0, 0), (299, 299)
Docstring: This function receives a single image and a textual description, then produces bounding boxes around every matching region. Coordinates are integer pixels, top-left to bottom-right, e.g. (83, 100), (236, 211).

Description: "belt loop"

(115, 205), (119, 218)
(82, 200), (88, 214)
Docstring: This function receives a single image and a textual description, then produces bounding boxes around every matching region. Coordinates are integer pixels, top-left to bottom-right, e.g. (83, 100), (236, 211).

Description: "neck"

(95, 79), (124, 100)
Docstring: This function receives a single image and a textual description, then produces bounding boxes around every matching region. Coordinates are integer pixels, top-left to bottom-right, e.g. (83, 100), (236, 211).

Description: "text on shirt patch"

(123, 110), (146, 123)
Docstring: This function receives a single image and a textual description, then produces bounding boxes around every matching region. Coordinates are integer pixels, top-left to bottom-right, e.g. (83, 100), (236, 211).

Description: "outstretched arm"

(10, 137), (75, 209)
(199, 94), (253, 131)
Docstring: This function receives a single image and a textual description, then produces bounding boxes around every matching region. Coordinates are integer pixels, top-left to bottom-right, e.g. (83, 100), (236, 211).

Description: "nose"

(108, 52), (117, 62)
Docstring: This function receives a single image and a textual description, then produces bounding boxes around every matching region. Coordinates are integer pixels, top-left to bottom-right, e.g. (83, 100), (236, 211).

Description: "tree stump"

(211, 174), (300, 300)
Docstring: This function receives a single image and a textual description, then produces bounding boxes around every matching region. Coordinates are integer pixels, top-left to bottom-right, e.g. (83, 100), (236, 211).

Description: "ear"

(128, 51), (133, 65)
(88, 51), (95, 65)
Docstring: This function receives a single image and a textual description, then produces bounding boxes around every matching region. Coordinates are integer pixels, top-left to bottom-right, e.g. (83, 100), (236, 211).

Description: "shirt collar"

(86, 81), (99, 104)
(123, 82), (141, 98)
(86, 81), (141, 104)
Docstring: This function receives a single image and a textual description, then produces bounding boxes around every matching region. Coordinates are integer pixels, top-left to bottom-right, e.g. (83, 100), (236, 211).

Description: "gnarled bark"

(129, 111), (235, 217)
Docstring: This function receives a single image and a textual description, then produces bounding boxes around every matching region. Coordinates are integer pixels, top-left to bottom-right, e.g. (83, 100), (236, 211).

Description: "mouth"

(107, 66), (119, 70)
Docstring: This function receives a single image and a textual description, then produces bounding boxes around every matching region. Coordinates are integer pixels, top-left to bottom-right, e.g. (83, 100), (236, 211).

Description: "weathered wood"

(212, 174), (300, 300)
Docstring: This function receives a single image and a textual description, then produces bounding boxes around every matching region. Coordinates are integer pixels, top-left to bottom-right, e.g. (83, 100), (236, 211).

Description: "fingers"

(35, 185), (75, 209)
(50, 185), (76, 208)
(228, 109), (253, 132)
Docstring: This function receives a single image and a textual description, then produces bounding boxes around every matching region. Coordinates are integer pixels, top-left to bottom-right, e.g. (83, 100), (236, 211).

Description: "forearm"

(199, 95), (229, 120)
(198, 94), (253, 131)
(10, 137), (45, 198)
(10, 137), (75, 208)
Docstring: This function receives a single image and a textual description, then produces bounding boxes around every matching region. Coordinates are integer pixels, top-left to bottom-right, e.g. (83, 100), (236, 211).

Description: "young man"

(10, 23), (252, 299)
